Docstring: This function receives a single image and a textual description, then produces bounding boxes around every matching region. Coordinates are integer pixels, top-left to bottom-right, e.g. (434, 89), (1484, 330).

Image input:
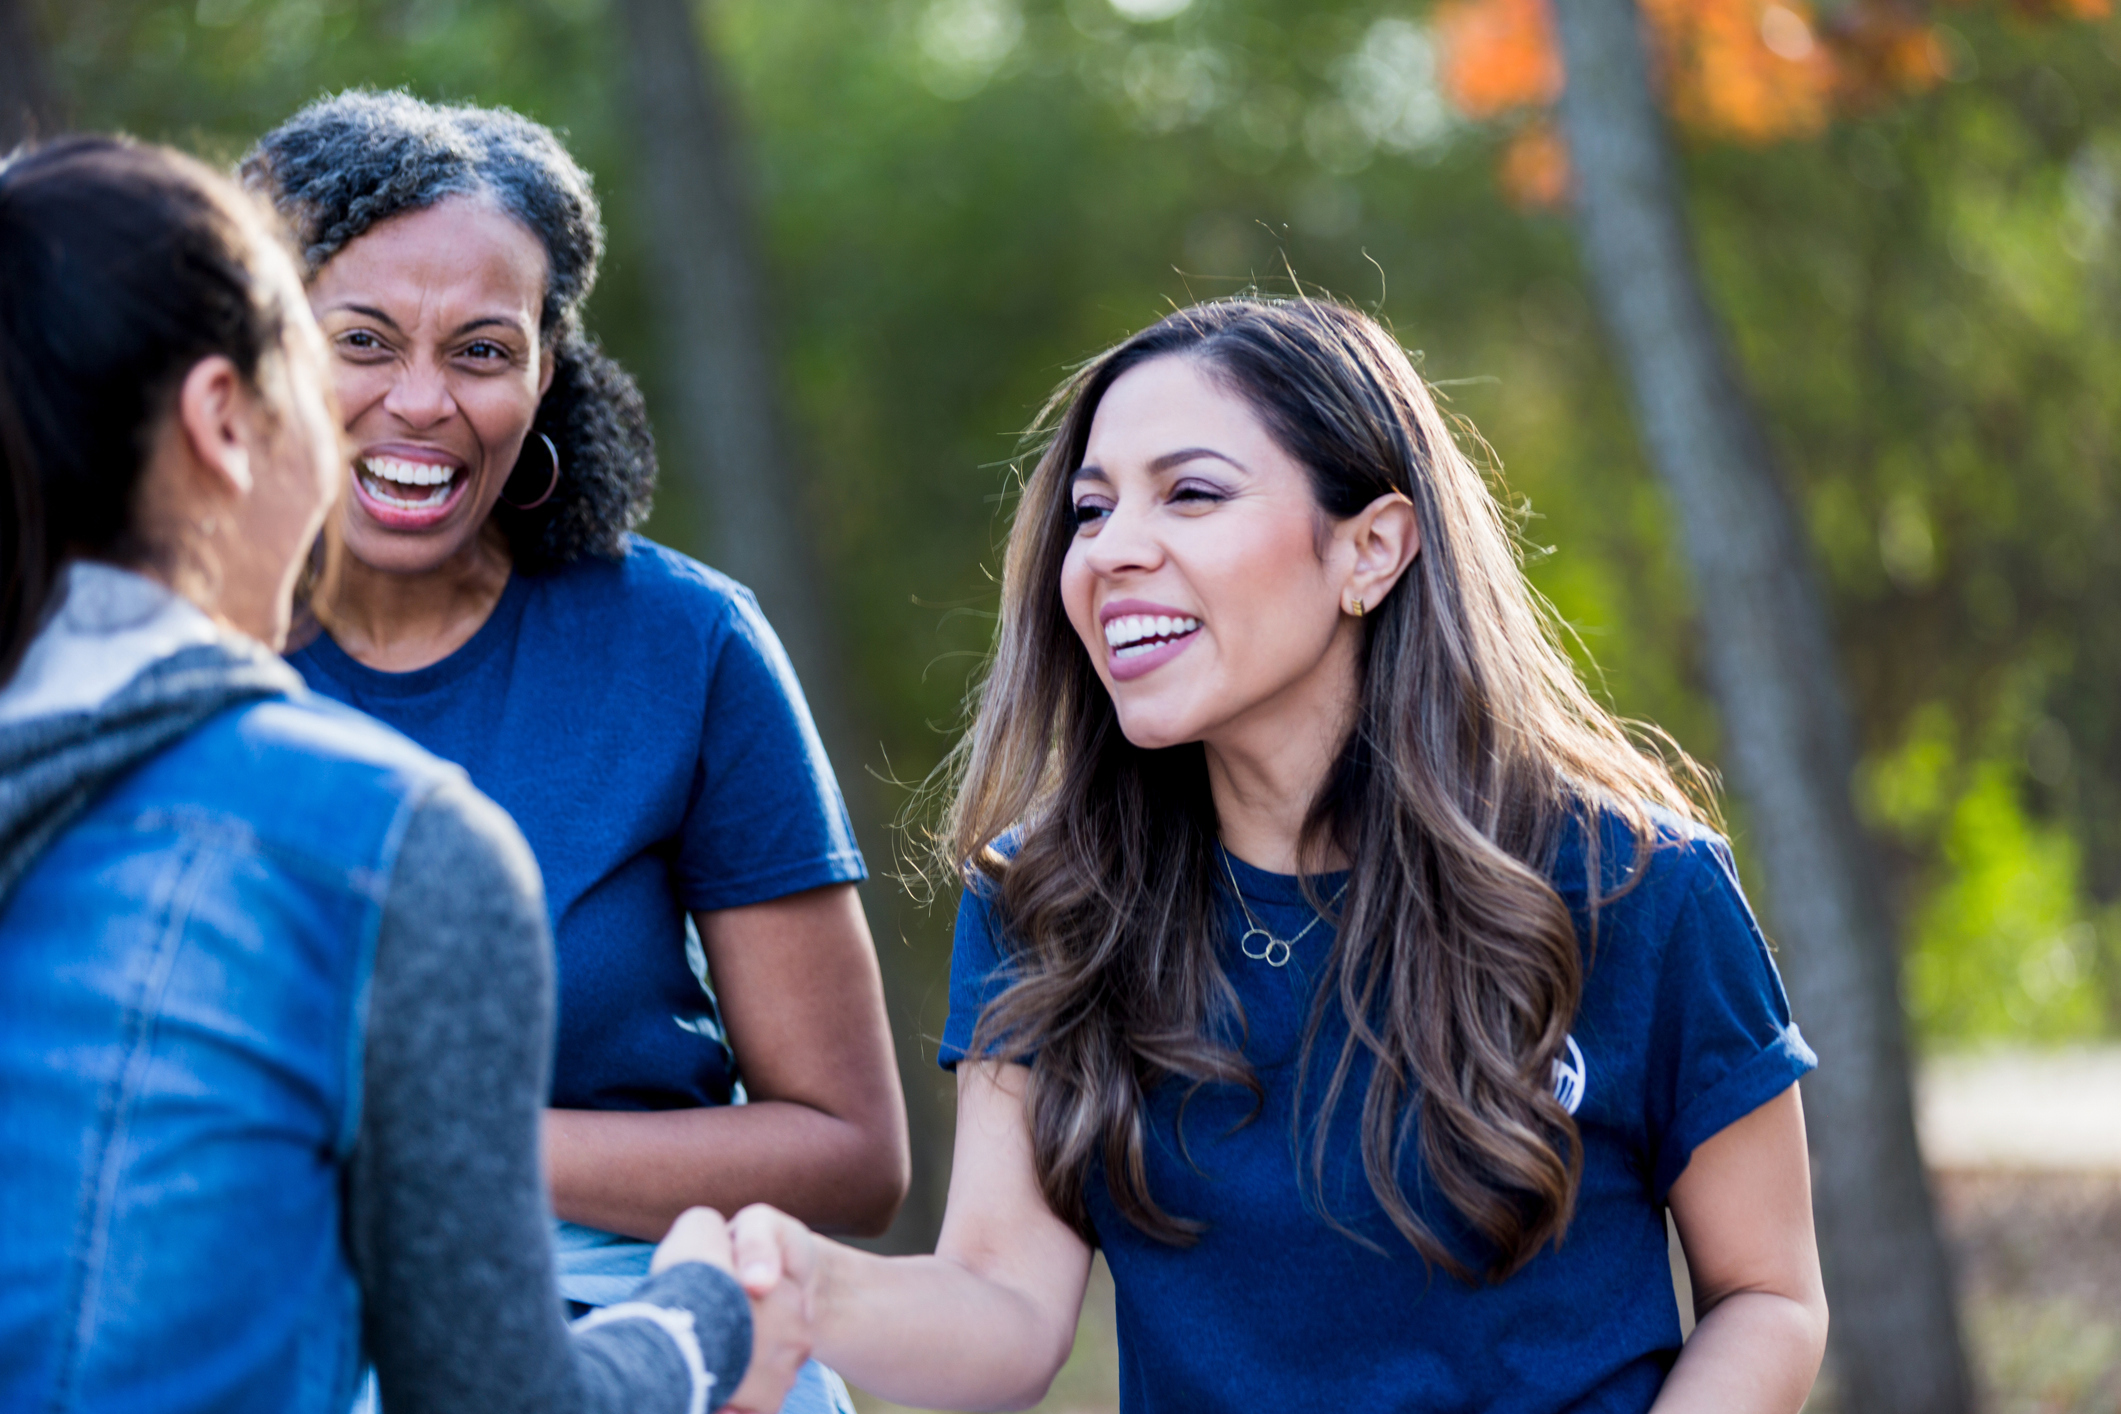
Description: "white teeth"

(1102, 613), (1201, 649)
(360, 456), (458, 487)
(364, 480), (452, 510)
(358, 457), (460, 512)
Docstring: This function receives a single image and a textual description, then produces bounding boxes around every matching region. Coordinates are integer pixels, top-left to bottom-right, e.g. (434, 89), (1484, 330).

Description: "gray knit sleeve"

(345, 776), (751, 1414)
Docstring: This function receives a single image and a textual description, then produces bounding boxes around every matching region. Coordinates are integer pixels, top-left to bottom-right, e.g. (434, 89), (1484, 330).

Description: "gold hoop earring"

(1350, 597), (1365, 619)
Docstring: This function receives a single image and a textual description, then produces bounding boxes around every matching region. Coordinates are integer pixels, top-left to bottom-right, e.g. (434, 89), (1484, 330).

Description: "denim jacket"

(0, 686), (460, 1414)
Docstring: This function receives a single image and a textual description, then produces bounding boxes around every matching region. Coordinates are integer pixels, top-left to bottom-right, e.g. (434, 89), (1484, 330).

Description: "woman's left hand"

(648, 1205), (734, 1275)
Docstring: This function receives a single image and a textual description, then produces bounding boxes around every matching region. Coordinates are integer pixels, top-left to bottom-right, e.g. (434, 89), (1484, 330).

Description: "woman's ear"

(537, 339), (558, 399)
(174, 354), (255, 498)
(1342, 491), (1420, 615)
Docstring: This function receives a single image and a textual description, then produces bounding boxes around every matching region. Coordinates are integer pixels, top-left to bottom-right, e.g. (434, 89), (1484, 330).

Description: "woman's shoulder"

(529, 534), (761, 636)
(948, 830), (1028, 950)
(210, 699), (482, 850)
(212, 687), (460, 788)
(956, 828), (1026, 904)
(1545, 800), (1740, 936)
(516, 539), (797, 698)
(116, 690), (487, 879)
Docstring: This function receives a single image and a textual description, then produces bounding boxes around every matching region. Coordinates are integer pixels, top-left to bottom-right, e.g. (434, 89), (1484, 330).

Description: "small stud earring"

(1350, 598), (1364, 618)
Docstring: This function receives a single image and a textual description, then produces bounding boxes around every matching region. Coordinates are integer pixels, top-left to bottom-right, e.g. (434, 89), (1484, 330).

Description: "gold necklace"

(1218, 846), (1349, 968)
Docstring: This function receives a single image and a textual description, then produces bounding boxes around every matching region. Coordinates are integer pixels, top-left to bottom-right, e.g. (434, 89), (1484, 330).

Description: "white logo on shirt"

(1553, 1035), (1588, 1116)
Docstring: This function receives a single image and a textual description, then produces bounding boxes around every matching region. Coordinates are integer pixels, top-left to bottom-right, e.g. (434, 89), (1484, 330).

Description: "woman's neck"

(1202, 630), (1360, 876)
(316, 520), (513, 673)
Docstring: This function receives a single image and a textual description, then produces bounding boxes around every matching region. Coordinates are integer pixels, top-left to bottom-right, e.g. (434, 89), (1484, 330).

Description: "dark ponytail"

(0, 324), (46, 689)
(0, 136), (289, 681)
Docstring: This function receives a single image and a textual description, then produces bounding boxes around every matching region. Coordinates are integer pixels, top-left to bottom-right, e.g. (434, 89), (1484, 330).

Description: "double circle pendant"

(1239, 926), (1294, 968)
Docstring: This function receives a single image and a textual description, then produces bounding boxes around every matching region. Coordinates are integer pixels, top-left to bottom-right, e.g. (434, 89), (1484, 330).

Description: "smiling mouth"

(1104, 613), (1202, 660)
(355, 455), (463, 511)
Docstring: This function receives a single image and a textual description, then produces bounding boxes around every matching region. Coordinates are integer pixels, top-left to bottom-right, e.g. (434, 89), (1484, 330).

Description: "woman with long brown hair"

(727, 295), (1827, 1412)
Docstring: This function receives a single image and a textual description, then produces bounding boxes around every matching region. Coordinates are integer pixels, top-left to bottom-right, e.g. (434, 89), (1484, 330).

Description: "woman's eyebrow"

(448, 315), (529, 339)
(317, 304), (527, 340)
(1149, 447), (1247, 474)
(1074, 449), (1246, 484)
(323, 301), (402, 331)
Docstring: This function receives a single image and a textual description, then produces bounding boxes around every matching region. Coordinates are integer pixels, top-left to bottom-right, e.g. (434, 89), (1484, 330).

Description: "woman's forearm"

(717, 1062), (1092, 1411)
(1648, 1290), (1828, 1414)
(545, 1101), (907, 1241)
(804, 1240), (1081, 1413)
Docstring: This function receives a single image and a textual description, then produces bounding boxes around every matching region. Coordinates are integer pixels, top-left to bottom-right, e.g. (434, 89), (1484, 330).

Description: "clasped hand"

(650, 1206), (819, 1414)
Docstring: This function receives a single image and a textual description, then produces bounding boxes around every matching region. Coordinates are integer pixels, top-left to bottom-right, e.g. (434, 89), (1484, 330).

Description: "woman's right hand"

(648, 1207), (811, 1414)
(729, 1203), (821, 1307)
(722, 1205), (820, 1414)
(711, 1067), (1095, 1412)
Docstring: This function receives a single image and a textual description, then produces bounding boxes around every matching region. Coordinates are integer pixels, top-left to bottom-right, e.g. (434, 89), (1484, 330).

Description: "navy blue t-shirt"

(940, 811), (1815, 1414)
(292, 535), (865, 1112)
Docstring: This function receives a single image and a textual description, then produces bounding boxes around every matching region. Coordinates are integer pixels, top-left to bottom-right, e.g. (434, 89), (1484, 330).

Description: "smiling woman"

(724, 297), (1830, 1414)
(1058, 354), (1409, 757)
(241, 92), (906, 1414)
(313, 194), (554, 580)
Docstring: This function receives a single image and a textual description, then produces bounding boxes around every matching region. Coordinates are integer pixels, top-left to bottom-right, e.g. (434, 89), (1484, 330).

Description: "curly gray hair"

(242, 90), (654, 572)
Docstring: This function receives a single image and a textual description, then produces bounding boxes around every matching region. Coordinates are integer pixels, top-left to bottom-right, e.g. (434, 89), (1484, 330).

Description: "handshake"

(649, 1204), (823, 1414)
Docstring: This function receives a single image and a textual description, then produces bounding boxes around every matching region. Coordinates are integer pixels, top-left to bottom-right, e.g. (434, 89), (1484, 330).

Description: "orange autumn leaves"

(1433, 0), (2108, 207)
(1439, 0), (1567, 120)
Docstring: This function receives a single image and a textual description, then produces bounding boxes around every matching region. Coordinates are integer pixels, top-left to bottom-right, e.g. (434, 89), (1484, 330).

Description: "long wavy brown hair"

(937, 295), (1711, 1281)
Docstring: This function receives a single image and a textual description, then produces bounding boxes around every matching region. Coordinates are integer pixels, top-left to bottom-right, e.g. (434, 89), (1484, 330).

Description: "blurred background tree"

(9, 0), (2120, 1399)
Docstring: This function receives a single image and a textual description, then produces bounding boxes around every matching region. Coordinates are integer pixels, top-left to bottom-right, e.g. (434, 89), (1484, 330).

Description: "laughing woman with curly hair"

(728, 296), (1828, 1413)
(243, 92), (906, 1414)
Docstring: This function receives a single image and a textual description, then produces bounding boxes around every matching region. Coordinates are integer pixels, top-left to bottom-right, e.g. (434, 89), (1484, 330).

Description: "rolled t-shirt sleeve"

(1645, 836), (1819, 1200)
(674, 590), (865, 912)
(938, 878), (1020, 1070)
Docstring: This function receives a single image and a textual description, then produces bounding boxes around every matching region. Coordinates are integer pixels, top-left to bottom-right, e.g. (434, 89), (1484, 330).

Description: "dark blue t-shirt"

(292, 535), (865, 1112)
(940, 811), (1815, 1414)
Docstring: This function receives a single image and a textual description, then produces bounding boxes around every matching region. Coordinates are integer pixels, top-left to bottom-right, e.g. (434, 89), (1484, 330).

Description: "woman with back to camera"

(0, 135), (802, 1414)
(241, 92), (905, 1413)
(728, 296), (1830, 1412)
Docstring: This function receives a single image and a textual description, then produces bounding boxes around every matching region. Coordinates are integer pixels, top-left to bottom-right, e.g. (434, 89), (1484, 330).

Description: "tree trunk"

(1548, 3), (1970, 1411)
(614, 0), (951, 1252)
(613, 0), (824, 677)
(0, 0), (57, 149)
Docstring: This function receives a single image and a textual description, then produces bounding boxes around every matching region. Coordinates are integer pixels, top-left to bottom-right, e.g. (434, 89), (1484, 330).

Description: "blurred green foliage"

(37, 0), (2121, 1050)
